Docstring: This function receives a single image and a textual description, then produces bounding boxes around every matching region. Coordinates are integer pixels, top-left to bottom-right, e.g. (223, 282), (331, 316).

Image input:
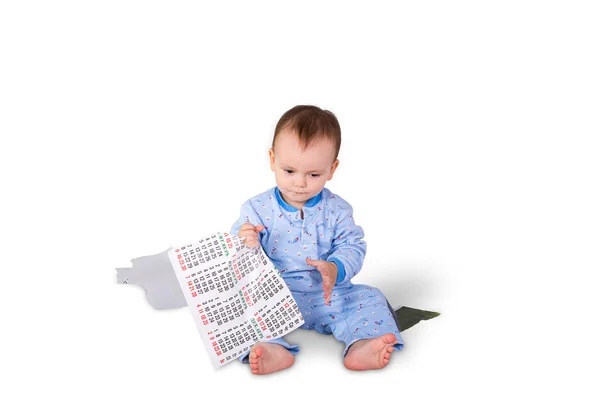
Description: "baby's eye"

(284, 169), (294, 174)
(310, 174), (321, 178)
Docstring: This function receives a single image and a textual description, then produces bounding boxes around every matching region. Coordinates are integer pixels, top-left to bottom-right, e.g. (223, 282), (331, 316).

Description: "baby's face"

(269, 128), (339, 209)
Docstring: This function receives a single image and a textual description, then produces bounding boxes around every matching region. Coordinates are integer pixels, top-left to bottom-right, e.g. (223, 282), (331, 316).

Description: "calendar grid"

(169, 232), (304, 368)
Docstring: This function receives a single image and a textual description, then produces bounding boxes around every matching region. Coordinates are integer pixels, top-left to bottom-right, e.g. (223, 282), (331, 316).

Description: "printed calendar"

(168, 232), (305, 368)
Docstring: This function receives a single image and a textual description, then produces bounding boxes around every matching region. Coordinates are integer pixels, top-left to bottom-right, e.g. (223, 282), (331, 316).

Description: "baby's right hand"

(238, 223), (265, 247)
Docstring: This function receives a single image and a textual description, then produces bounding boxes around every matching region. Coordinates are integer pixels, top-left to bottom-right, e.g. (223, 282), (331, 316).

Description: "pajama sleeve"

(230, 201), (268, 245)
(326, 200), (367, 285)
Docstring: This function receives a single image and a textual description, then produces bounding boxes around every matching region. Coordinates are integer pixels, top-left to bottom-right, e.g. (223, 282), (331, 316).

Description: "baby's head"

(269, 105), (341, 209)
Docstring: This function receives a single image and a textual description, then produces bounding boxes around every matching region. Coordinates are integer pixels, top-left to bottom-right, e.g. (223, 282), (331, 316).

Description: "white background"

(1, 1), (599, 398)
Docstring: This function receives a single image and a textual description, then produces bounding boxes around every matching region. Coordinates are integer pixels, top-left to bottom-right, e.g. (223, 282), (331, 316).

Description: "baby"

(231, 105), (403, 374)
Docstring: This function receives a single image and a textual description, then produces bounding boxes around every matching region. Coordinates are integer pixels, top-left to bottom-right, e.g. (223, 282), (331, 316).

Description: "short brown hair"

(272, 105), (342, 160)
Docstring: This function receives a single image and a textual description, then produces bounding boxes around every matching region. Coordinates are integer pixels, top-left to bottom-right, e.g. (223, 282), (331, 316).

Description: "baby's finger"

(243, 234), (260, 247)
(306, 258), (326, 272)
(239, 226), (255, 235)
(324, 291), (332, 305)
(305, 258), (322, 272)
(239, 233), (251, 242)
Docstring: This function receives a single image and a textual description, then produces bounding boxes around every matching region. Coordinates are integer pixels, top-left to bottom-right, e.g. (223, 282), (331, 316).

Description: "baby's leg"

(327, 285), (403, 370)
(249, 342), (295, 375)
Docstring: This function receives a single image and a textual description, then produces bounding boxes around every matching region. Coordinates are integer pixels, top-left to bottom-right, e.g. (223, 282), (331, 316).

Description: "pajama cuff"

(329, 257), (345, 284)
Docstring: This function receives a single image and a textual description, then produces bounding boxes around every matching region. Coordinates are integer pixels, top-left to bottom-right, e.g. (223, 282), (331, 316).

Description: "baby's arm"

(326, 200), (367, 285)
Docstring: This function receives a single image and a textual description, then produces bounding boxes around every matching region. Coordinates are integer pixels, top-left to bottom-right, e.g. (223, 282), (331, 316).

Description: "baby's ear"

(328, 159), (340, 180)
(269, 148), (276, 171)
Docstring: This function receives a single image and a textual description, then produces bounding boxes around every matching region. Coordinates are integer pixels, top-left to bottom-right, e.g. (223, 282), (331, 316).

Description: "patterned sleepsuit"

(231, 187), (404, 362)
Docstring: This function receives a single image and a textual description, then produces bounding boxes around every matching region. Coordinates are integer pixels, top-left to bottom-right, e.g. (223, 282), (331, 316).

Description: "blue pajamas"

(232, 187), (403, 362)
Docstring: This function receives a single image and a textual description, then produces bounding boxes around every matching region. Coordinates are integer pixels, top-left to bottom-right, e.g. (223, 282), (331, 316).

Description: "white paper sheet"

(168, 232), (305, 368)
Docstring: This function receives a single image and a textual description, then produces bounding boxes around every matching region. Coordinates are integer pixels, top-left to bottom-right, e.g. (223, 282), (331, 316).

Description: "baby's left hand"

(305, 257), (337, 305)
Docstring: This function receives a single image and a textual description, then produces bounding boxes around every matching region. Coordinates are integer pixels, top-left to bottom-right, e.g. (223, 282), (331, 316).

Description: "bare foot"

(343, 333), (398, 371)
(248, 342), (294, 375)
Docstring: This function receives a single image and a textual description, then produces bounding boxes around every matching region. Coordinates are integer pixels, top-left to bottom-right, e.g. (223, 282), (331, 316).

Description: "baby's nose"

(294, 176), (307, 187)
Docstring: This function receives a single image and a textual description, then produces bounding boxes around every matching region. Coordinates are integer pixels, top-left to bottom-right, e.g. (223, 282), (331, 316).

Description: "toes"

(383, 333), (397, 345)
(255, 345), (264, 357)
